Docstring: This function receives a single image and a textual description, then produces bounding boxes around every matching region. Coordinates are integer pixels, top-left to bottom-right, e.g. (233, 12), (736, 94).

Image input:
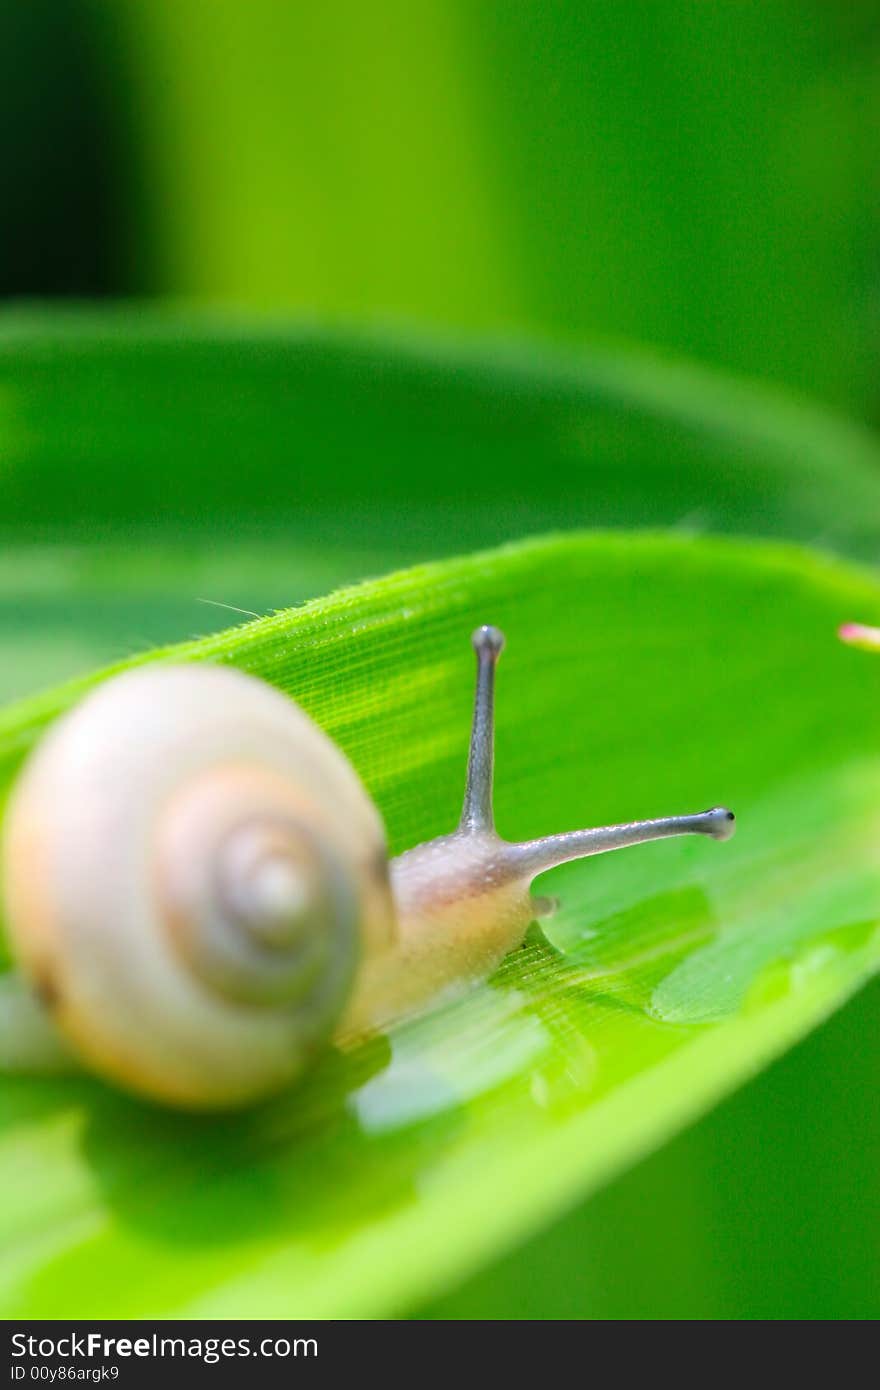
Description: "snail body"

(0, 628), (735, 1109)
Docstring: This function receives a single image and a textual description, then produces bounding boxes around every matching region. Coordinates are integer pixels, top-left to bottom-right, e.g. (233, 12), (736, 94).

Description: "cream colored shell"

(1, 664), (394, 1108)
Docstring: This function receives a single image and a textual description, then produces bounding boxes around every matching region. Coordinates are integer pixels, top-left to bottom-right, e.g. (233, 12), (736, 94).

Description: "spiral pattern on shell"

(156, 764), (360, 1017)
(1, 664), (394, 1108)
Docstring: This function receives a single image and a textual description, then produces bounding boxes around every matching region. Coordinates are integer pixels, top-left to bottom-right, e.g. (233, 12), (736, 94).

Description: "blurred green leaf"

(1, 531), (879, 1317)
(4, 309), (880, 549)
(420, 971), (880, 1319)
(2, 309), (880, 701)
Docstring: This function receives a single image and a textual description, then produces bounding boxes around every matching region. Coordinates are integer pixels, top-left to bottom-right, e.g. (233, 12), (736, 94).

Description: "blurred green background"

(6, 1), (880, 418)
(2, 0), (879, 1319)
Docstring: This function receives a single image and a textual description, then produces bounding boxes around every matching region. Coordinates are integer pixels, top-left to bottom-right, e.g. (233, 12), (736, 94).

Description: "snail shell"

(1, 664), (393, 1108)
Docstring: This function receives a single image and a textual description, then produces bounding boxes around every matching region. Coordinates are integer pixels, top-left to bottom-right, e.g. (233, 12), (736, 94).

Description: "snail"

(0, 625), (735, 1109)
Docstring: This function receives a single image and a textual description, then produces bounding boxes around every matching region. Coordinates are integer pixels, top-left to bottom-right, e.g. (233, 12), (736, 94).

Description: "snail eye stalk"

(456, 623), (735, 873)
(460, 624), (505, 833)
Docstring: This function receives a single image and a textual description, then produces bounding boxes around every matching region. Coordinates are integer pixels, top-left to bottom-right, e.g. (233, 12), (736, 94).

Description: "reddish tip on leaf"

(838, 622), (880, 651)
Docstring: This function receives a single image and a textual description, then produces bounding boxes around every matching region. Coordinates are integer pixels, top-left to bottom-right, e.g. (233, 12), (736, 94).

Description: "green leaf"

(3, 309), (880, 703)
(1, 531), (878, 1317)
(3, 309), (880, 556)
